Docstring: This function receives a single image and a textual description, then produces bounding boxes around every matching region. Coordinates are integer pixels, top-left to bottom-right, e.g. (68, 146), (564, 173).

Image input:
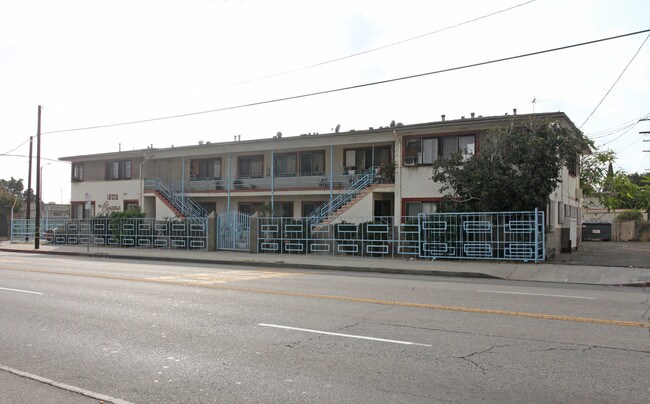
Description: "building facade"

(60, 112), (583, 254)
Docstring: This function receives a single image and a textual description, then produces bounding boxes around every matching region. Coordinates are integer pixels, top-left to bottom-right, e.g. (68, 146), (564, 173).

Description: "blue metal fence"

(257, 210), (545, 262)
(11, 218), (208, 250)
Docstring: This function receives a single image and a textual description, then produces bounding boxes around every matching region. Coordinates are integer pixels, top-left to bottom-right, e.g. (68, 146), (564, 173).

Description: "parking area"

(552, 241), (650, 268)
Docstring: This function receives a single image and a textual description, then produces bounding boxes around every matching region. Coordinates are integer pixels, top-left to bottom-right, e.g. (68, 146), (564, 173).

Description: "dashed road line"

(477, 290), (598, 299)
(0, 286), (44, 295)
(259, 323), (432, 347)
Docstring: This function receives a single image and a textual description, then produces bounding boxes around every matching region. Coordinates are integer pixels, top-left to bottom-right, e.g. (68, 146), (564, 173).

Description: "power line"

(0, 138), (31, 156)
(42, 28), (650, 136)
(599, 121), (639, 146)
(580, 33), (650, 129)
(0, 154), (65, 163)
(225, 0), (537, 88)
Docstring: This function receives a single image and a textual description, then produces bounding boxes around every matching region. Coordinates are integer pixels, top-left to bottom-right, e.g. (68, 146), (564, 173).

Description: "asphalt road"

(1, 252), (648, 403)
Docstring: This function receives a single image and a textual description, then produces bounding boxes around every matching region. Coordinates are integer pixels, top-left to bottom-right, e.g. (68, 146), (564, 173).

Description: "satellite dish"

(335, 124), (341, 133)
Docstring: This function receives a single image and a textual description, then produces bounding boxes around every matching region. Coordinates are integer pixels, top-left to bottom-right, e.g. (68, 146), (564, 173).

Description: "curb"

(0, 247), (503, 280)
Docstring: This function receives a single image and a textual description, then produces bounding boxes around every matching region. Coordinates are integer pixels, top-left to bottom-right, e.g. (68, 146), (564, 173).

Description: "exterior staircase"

(305, 166), (379, 231)
(315, 184), (380, 228)
(144, 178), (208, 219)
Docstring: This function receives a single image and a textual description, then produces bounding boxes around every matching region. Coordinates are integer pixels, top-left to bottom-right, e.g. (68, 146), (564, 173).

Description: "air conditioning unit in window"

(404, 156), (417, 166)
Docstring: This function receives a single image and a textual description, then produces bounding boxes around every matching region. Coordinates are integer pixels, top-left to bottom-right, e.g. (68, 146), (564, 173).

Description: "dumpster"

(582, 221), (611, 241)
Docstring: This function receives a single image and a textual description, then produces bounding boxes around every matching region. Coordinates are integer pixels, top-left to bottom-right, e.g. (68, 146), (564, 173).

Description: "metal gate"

(217, 211), (251, 251)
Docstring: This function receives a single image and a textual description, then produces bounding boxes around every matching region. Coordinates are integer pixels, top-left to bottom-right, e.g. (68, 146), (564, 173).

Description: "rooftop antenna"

(335, 124), (340, 133)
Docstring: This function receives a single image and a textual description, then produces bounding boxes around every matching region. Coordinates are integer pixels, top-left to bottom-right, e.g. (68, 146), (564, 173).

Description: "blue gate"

(217, 211), (251, 251)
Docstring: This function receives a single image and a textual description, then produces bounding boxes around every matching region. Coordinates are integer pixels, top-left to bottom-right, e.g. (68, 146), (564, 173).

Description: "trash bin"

(582, 221), (611, 241)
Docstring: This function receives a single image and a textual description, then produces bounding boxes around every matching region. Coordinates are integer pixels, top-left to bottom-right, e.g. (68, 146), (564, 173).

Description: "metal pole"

(25, 136), (33, 241)
(35, 106), (41, 249)
(534, 207), (539, 263)
(227, 152), (231, 212)
(181, 157), (185, 205)
(271, 150), (274, 216)
(329, 145), (333, 214)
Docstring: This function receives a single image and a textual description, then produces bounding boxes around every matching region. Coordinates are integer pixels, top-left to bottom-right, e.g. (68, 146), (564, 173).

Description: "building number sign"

(107, 193), (119, 201)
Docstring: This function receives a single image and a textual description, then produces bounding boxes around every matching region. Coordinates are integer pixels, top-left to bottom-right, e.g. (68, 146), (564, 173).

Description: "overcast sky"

(1, 0), (649, 204)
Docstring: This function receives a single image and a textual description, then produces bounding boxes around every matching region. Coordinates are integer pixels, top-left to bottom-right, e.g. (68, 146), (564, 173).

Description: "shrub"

(616, 210), (643, 222)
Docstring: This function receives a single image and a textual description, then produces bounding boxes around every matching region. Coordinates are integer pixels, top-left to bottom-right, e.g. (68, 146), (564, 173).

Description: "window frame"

(71, 163), (84, 182)
(190, 158), (222, 180)
(274, 152), (298, 177)
(105, 159), (133, 181)
(403, 134), (476, 166)
(299, 150), (325, 176)
(237, 155), (264, 179)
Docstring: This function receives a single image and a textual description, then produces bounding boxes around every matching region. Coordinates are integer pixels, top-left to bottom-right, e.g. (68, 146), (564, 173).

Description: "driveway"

(552, 241), (650, 268)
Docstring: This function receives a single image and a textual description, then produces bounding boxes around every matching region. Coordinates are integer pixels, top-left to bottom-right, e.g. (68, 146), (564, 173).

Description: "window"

(71, 202), (94, 219)
(238, 202), (293, 217)
(273, 202), (294, 218)
(239, 202), (264, 216)
(344, 148), (372, 172)
(274, 153), (297, 177)
(123, 201), (139, 211)
(190, 158), (221, 180)
(72, 163), (84, 182)
(405, 201), (438, 217)
(302, 201), (324, 217)
(300, 151), (324, 176)
(106, 160), (132, 180)
(404, 135), (475, 165)
(238, 155), (264, 178)
(567, 153), (578, 177)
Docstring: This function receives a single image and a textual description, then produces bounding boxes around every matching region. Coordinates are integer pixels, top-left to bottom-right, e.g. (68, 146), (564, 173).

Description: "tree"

(431, 119), (590, 212)
(0, 178), (24, 216)
(579, 149), (616, 197)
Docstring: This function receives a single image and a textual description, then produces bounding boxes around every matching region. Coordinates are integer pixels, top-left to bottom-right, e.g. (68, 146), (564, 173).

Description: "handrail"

(305, 166), (378, 228)
(145, 178), (208, 218)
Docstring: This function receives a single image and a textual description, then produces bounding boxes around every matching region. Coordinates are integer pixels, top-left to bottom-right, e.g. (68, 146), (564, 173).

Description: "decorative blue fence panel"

(418, 211), (544, 261)
(11, 218), (207, 250)
(257, 210), (544, 262)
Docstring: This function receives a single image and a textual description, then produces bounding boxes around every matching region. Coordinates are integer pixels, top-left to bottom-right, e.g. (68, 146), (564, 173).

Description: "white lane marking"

(259, 323), (432, 347)
(0, 286), (44, 295)
(477, 290), (597, 300)
(0, 364), (133, 404)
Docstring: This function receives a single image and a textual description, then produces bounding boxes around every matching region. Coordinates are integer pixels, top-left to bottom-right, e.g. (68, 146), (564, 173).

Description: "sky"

(1, 0), (649, 204)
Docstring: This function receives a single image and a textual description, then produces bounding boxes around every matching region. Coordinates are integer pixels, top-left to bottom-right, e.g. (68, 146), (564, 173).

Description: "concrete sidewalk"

(1, 241), (649, 287)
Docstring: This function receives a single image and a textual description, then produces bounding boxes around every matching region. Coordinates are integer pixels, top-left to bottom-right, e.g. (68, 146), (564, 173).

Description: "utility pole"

(35, 106), (41, 249)
(25, 136), (33, 241)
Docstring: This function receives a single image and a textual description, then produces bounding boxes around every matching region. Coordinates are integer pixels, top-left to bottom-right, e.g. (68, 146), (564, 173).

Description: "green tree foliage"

(431, 119), (590, 212)
(599, 172), (650, 212)
(0, 177), (25, 216)
(579, 149), (616, 196)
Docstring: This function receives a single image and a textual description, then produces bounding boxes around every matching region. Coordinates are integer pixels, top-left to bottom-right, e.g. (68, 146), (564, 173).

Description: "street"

(1, 251), (649, 403)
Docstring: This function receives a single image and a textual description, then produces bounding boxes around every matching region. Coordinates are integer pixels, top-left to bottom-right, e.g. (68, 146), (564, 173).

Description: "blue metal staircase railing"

(305, 166), (378, 229)
(144, 178), (208, 218)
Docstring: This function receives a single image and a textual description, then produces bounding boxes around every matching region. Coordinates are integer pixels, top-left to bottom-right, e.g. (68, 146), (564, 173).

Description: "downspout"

(139, 154), (152, 213)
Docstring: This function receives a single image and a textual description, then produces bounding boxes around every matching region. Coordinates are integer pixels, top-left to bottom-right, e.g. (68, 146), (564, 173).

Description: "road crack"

(451, 344), (509, 375)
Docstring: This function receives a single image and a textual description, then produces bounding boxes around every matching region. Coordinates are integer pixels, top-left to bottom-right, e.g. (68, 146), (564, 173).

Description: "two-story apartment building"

(60, 112), (584, 254)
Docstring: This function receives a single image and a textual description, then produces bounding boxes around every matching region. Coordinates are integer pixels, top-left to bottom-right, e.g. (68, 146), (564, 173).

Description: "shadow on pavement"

(552, 241), (650, 268)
